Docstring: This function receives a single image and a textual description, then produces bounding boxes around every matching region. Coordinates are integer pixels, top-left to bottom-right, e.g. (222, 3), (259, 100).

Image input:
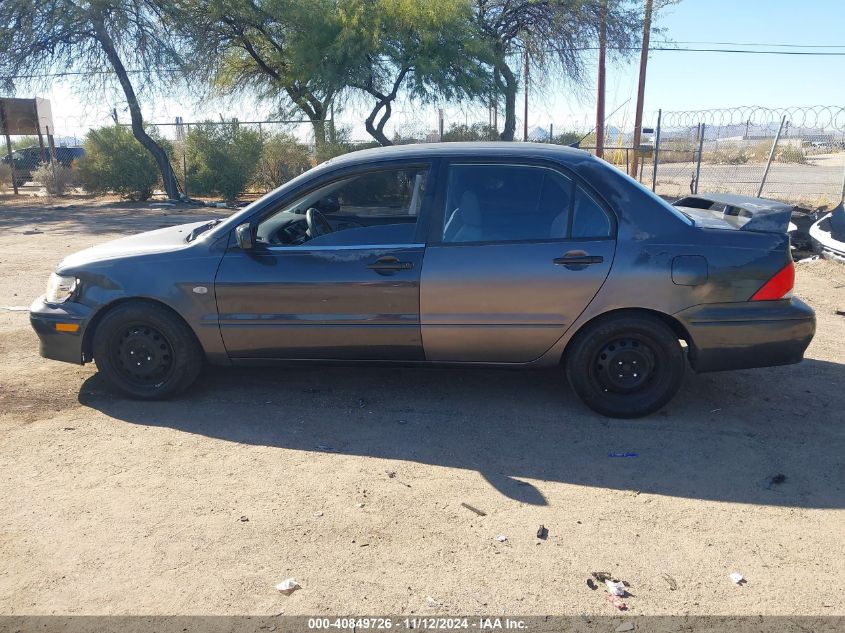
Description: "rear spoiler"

(673, 193), (793, 234)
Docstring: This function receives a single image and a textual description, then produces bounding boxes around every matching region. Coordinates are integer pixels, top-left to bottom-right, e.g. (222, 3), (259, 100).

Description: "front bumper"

(29, 296), (92, 365)
(676, 297), (816, 373)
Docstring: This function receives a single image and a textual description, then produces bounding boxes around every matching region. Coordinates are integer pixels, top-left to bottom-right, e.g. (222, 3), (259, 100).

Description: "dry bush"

(32, 163), (76, 196)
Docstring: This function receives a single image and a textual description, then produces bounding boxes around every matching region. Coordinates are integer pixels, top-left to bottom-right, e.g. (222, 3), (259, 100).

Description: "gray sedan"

(30, 143), (815, 417)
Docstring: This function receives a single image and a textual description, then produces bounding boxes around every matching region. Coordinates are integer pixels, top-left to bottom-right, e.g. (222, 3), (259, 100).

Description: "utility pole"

(523, 48), (529, 142)
(629, 0), (653, 176)
(595, 0), (607, 159)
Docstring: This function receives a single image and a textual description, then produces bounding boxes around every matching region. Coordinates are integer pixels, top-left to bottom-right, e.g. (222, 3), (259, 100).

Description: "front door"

(420, 161), (616, 363)
(215, 164), (432, 360)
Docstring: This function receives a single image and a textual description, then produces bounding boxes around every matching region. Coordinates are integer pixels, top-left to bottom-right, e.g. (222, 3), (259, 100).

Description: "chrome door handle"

(553, 255), (604, 265)
(367, 256), (414, 272)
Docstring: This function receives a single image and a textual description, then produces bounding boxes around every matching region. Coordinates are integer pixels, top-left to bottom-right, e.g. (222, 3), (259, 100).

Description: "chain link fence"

(1, 135), (84, 194)
(4, 106), (844, 209)
(642, 106), (845, 208)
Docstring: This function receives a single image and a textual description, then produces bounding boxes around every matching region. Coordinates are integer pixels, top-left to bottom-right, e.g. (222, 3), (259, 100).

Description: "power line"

(4, 45), (845, 81)
(648, 47), (845, 55)
(654, 40), (845, 49)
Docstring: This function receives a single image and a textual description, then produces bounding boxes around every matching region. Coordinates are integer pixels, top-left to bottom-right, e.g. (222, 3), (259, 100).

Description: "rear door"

(420, 160), (616, 363)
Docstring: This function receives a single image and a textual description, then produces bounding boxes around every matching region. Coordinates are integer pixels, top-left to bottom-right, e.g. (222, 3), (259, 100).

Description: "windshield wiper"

(186, 219), (222, 242)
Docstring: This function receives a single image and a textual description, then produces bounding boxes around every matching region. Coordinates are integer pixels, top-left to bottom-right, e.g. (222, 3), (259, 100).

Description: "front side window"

(442, 164), (610, 244)
(256, 166), (428, 247)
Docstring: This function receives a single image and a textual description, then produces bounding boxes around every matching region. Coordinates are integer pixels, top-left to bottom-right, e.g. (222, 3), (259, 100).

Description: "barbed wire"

(660, 106), (845, 133)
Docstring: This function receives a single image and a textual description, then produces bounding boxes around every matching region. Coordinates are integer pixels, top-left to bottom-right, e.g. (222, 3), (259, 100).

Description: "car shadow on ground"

(78, 358), (845, 509)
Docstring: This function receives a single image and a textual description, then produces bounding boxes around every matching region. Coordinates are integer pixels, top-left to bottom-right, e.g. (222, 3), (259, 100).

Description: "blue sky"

(38, 0), (845, 141)
(642, 0), (845, 111)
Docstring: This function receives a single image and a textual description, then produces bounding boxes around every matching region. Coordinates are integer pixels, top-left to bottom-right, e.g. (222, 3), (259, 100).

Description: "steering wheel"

(305, 207), (334, 239)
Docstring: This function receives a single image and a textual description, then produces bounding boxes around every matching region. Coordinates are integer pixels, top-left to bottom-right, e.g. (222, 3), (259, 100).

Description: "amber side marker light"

(55, 323), (80, 333)
(750, 261), (795, 301)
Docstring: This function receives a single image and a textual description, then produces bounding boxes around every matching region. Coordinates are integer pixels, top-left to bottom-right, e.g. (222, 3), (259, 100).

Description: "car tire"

(565, 313), (685, 418)
(92, 301), (203, 399)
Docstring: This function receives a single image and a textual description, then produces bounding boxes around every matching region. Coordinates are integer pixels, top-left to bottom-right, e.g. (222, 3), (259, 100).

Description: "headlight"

(45, 273), (78, 304)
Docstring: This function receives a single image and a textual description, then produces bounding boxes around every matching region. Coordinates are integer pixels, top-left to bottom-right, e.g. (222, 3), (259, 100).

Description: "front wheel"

(565, 313), (685, 418)
(92, 301), (203, 399)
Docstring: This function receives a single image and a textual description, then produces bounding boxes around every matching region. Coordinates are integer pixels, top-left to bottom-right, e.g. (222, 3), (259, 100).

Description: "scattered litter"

(495, 534), (508, 542)
(357, 503), (365, 508)
(275, 579), (301, 595)
(615, 622), (635, 632)
(605, 580), (626, 596)
(729, 572), (746, 585)
(397, 419), (408, 425)
(1, 306), (29, 312)
(461, 502), (486, 517)
(586, 579), (598, 590)
(426, 596), (441, 607)
(386, 470), (396, 478)
(62, 427), (76, 431)
(608, 452), (638, 458)
(239, 516), (249, 522)
(606, 594), (627, 610)
(661, 573), (678, 591)
(358, 398), (367, 408)
(316, 444), (339, 452)
(537, 525), (548, 540)
(710, 408), (722, 414)
(591, 571), (613, 582)
(313, 511), (324, 518)
(835, 310), (845, 317)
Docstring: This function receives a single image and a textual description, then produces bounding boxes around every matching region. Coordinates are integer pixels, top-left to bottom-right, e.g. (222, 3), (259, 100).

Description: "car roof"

(325, 141), (591, 166)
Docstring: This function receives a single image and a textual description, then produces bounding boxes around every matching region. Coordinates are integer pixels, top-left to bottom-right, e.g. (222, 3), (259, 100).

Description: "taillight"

(750, 261), (794, 301)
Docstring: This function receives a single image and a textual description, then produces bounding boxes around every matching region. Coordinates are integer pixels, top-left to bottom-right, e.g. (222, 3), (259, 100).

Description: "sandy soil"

(0, 196), (843, 616)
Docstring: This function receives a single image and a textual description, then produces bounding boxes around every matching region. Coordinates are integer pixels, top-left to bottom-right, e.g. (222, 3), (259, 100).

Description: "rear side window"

(572, 186), (612, 238)
(442, 163), (611, 243)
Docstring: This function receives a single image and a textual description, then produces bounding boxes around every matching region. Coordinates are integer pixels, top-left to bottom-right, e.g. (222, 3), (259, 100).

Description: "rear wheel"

(565, 313), (685, 418)
(92, 301), (203, 399)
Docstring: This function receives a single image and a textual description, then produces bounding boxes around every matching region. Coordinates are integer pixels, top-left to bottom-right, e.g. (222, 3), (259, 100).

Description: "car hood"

(57, 221), (210, 270)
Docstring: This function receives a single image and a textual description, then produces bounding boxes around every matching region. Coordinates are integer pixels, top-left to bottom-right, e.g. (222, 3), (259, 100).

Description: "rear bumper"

(29, 296), (91, 365)
(675, 297), (815, 373)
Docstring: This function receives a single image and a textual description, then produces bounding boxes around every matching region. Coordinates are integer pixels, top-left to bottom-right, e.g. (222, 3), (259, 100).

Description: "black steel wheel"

(92, 301), (203, 399)
(565, 313), (685, 418)
(111, 323), (175, 388)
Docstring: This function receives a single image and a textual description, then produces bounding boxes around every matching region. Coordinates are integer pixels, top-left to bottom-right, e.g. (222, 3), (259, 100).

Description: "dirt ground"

(0, 195), (843, 617)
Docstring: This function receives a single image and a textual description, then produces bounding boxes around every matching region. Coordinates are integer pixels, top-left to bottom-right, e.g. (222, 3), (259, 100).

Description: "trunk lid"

(674, 193), (793, 234)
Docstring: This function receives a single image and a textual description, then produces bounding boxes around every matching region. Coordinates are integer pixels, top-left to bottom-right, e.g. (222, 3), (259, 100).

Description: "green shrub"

(184, 122), (262, 201)
(76, 126), (160, 200)
(442, 123), (499, 142)
(552, 131), (583, 146)
(32, 162), (76, 195)
(253, 133), (311, 190)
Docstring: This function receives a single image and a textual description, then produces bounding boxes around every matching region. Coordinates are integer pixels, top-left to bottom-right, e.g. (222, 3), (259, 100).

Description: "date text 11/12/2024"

(307, 618), (528, 630)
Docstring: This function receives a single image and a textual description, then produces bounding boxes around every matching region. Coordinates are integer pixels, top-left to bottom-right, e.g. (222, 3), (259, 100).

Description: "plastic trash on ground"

(605, 580), (626, 596)
(275, 578), (301, 595)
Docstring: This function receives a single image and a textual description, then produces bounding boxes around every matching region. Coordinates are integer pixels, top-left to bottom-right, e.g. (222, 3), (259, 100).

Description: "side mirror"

(235, 223), (254, 250)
